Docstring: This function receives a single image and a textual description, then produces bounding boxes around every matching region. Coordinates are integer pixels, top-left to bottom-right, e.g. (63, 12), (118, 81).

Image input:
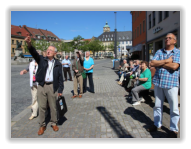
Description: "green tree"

(23, 38), (37, 53)
(88, 39), (104, 57)
(107, 41), (119, 52)
(70, 35), (84, 50)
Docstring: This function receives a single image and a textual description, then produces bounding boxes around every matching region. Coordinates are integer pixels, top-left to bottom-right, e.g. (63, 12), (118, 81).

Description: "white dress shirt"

(45, 59), (55, 82)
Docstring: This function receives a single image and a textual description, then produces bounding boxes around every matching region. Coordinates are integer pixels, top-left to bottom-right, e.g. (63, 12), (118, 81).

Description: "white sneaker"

(132, 101), (141, 106)
(140, 97), (145, 103)
(29, 115), (35, 120)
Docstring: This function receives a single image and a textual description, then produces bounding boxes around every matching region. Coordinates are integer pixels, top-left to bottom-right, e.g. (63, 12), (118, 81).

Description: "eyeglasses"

(46, 49), (55, 52)
(165, 37), (175, 40)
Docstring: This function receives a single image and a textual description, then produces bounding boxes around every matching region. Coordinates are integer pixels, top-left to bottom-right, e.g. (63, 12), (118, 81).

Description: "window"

(137, 27), (139, 37)
(21, 41), (22, 45)
(129, 41), (132, 44)
(140, 24), (141, 35)
(123, 36), (125, 39)
(143, 20), (145, 32)
(106, 35), (107, 37)
(12, 40), (14, 44)
(126, 36), (129, 39)
(108, 38), (110, 41)
(126, 41), (128, 44)
(105, 38), (107, 41)
(12, 48), (14, 53)
(102, 38), (104, 41)
(135, 29), (136, 38)
(149, 14), (151, 29)
(111, 38), (113, 41)
(158, 11), (162, 23)
(112, 34), (113, 37)
(122, 41), (124, 44)
(16, 40), (18, 44)
(152, 11), (155, 27)
(164, 11), (169, 19)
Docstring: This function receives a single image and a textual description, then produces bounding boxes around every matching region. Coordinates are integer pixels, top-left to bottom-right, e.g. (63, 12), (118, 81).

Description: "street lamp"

(121, 45), (122, 61)
(114, 12), (117, 59)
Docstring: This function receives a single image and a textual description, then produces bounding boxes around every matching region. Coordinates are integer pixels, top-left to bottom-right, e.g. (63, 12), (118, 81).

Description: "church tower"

(103, 21), (110, 32)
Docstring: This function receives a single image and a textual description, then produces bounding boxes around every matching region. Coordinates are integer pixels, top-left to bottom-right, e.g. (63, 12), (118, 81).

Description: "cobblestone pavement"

(11, 59), (180, 138)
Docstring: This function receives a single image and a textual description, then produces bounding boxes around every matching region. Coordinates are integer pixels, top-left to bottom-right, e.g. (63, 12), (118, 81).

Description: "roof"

(23, 25), (45, 40)
(117, 31), (132, 41)
(97, 31), (132, 42)
(11, 25), (30, 38)
(82, 39), (91, 42)
(39, 29), (61, 41)
(104, 21), (110, 28)
(18, 25), (61, 42)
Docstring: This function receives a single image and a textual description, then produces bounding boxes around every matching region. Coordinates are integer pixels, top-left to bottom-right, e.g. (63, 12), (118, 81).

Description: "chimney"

(19, 25), (21, 28)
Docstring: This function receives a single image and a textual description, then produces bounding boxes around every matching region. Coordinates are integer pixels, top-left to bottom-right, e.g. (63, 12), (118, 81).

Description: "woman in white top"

(20, 60), (39, 120)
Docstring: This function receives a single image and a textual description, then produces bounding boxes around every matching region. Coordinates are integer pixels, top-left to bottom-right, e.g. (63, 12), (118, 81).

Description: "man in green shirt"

(131, 61), (151, 106)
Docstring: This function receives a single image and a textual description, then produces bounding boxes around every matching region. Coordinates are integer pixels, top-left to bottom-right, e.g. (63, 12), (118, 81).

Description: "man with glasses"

(25, 34), (64, 135)
(147, 33), (180, 138)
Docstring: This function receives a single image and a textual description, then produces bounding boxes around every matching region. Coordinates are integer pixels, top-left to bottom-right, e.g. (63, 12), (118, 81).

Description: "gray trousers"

(131, 85), (147, 102)
(37, 84), (58, 127)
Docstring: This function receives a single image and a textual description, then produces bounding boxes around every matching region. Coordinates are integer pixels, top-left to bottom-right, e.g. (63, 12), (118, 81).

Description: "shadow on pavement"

(96, 106), (133, 138)
(45, 107), (67, 126)
(124, 107), (170, 138)
(142, 91), (170, 115)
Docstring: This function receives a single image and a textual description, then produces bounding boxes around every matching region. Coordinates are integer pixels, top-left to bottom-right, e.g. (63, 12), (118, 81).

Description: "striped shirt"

(152, 47), (180, 89)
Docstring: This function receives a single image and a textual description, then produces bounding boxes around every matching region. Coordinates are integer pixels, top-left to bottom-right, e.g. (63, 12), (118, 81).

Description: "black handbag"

(56, 95), (68, 118)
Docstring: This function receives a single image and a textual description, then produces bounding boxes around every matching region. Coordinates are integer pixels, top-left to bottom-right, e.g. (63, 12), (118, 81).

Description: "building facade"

(11, 25), (30, 57)
(130, 11), (147, 60)
(11, 25), (61, 57)
(146, 11), (180, 61)
(97, 21), (132, 57)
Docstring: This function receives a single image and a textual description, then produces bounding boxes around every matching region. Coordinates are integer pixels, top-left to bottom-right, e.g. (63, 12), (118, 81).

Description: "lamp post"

(121, 45), (122, 60)
(114, 12), (117, 59)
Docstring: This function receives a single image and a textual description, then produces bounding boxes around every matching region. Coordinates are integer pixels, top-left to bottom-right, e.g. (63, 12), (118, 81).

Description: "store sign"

(153, 26), (163, 34)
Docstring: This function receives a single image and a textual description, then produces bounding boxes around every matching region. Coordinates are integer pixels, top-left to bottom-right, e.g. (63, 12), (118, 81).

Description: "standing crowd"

(20, 33), (180, 138)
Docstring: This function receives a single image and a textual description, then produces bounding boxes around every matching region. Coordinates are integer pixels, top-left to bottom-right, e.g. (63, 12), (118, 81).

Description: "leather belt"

(45, 82), (53, 85)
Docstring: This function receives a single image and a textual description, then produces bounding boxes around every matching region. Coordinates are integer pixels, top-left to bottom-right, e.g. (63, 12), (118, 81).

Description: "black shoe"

(168, 131), (178, 138)
(146, 125), (161, 132)
(90, 91), (95, 94)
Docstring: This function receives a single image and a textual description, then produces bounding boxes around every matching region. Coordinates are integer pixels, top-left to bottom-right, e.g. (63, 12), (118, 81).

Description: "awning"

(129, 44), (142, 53)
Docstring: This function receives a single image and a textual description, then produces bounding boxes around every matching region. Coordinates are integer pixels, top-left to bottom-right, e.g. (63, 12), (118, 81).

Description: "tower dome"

(103, 21), (110, 32)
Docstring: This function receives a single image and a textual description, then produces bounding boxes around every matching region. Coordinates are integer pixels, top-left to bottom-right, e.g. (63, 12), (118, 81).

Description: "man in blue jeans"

(148, 33), (180, 138)
(117, 60), (129, 83)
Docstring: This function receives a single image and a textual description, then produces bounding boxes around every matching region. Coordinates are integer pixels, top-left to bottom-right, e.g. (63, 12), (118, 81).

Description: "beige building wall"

(11, 37), (26, 57)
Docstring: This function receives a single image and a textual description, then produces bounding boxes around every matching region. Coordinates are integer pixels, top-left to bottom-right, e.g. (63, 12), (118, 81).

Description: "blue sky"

(11, 11), (132, 40)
